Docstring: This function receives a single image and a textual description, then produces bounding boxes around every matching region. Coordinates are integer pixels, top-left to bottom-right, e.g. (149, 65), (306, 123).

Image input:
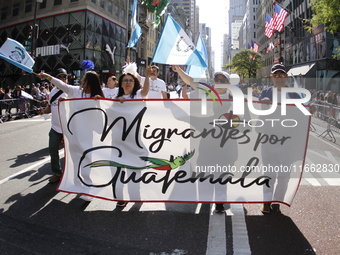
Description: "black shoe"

(117, 201), (127, 207)
(215, 203), (225, 213)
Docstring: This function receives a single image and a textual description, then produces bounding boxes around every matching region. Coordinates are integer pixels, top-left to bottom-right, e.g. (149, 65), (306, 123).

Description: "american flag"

(266, 42), (275, 53)
(273, 4), (288, 32)
(265, 14), (275, 38)
(253, 40), (259, 52)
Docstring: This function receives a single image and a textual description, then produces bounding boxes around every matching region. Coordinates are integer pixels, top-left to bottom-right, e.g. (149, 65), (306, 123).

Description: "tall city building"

(169, 0), (198, 42)
(224, 0), (246, 66)
(256, 0), (340, 91)
(0, 0), (131, 87)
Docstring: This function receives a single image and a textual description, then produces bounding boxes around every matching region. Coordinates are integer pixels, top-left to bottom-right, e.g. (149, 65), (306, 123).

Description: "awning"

(287, 63), (316, 76)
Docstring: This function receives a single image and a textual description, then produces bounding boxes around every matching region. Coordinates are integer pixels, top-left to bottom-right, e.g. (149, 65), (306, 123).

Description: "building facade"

(0, 0), (131, 87)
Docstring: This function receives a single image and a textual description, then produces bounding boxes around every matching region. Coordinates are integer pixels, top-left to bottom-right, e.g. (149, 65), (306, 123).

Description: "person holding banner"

(113, 66), (152, 207)
(103, 76), (118, 99)
(171, 65), (234, 213)
(116, 66), (152, 103)
(36, 69), (104, 201)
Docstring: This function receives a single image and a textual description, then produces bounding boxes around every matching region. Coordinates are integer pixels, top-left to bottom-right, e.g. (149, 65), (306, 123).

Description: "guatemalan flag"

(152, 14), (207, 68)
(186, 33), (209, 81)
(0, 38), (35, 73)
(127, 0), (142, 48)
(273, 4), (289, 32)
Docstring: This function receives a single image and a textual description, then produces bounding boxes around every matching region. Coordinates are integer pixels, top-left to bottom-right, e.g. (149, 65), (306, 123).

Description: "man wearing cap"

(259, 63), (301, 103)
(171, 65), (235, 213)
(40, 68), (67, 183)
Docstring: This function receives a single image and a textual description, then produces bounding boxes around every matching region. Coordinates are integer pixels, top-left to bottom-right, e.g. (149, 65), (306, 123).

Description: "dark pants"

(49, 128), (63, 176)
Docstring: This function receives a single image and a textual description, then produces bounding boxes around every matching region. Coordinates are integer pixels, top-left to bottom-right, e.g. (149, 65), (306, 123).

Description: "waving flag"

(127, 0), (142, 48)
(265, 14), (275, 38)
(0, 38), (35, 73)
(253, 40), (259, 52)
(273, 4), (288, 32)
(266, 42), (275, 53)
(186, 34), (209, 80)
(152, 14), (207, 67)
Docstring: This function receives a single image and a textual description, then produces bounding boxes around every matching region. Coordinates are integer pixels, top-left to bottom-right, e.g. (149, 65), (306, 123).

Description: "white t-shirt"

(140, 76), (166, 99)
(103, 87), (118, 99)
(121, 89), (143, 99)
(49, 87), (65, 134)
(51, 77), (91, 99)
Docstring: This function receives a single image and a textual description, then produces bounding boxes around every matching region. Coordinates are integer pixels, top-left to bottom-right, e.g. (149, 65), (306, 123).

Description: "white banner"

(58, 99), (310, 206)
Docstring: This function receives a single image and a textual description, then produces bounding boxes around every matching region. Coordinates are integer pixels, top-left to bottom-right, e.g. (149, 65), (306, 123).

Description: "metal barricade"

(312, 102), (339, 142)
(0, 98), (41, 122)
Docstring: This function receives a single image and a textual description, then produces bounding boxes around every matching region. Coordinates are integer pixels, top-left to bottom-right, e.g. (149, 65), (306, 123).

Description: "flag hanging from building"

(186, 33), (209, 81)
(252, 40), (259, 52)
(265, 14), (275, 38)
(127, 0), (143, 48)
(266, 42), (275, 53)
(273, 4), (288, 32)
(0, 38), (35, 73)
(152, 14), (207, 67)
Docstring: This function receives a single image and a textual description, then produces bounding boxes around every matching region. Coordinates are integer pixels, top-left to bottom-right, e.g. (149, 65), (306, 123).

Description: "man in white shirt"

(140, 65), (167, 99)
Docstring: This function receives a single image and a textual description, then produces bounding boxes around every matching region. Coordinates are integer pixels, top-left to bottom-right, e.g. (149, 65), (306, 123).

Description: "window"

(25, 0), (32, 13)
(12, 3), (20, 17)
(120, 9), (125, 21)
(114, 5), (119, 17)
(54, 0), (62, 6)
(108, 1), (112, 13)
(1, 7), (8, 20)
(39, 0), (47, 9)
(91, 0), (96, 3)
(100, 0), (105, 9)
(70, 0), (78, 2)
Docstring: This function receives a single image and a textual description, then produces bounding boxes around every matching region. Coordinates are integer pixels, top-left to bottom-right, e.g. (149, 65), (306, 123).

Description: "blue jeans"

(49, 128), (63, 176)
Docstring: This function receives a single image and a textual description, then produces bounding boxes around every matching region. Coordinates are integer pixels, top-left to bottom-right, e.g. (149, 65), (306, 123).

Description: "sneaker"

(117, 201), (127, 207)
(49, 174), (61, 183)
(215, 203), (225, 213)
(261, 203), (271, 214)
(79, 195), (93, 202)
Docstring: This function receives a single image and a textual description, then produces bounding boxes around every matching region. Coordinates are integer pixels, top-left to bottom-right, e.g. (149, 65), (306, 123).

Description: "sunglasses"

(57, 76), (67, 80)
(214, 78), (228, 83)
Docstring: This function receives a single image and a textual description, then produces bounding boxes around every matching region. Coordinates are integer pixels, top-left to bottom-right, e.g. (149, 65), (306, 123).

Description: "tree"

(306, 0), (340, 59)
(223, 49), (263, 79)
(307, 0), (340, 34)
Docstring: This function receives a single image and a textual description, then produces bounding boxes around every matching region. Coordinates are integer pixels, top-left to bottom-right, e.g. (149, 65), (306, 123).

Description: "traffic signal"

(25, 25), (33, 51)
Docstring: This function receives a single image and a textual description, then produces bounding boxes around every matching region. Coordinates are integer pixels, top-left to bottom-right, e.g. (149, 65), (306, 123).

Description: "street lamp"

(31, 0), (43, 58)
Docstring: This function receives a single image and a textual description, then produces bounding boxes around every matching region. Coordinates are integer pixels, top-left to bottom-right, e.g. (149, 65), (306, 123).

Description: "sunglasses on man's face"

(214, 78), (228, 83)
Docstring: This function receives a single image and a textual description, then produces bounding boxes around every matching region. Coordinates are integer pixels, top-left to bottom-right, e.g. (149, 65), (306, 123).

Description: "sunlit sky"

(196, 0), (227, 71)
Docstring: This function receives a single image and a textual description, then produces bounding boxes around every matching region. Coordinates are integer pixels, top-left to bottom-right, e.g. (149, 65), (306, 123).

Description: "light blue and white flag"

(0, 38), (35, 73)
(186, 34), (209, 81)
(127, 0), (142, 48)
(152, 14), (207, 67)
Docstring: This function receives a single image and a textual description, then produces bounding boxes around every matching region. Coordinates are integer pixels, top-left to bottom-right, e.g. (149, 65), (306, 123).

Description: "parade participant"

(116, 66), (152, 103)
(36, 70), (104, 99)
(259, 63), (313, 214)
(103, 75), (118, 99)
(113, 66), (152, 207)
(39, 68), (67, 183)
(139, 65), (167, 99)
(36, 69), (104, 201)
(171, 65), (234, 213)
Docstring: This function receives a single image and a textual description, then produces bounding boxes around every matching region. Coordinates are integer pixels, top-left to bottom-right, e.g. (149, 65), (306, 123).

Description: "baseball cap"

(214, 71), (230, 80)
(271, 64), (286, 74)
(55, 68), (67, 77)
